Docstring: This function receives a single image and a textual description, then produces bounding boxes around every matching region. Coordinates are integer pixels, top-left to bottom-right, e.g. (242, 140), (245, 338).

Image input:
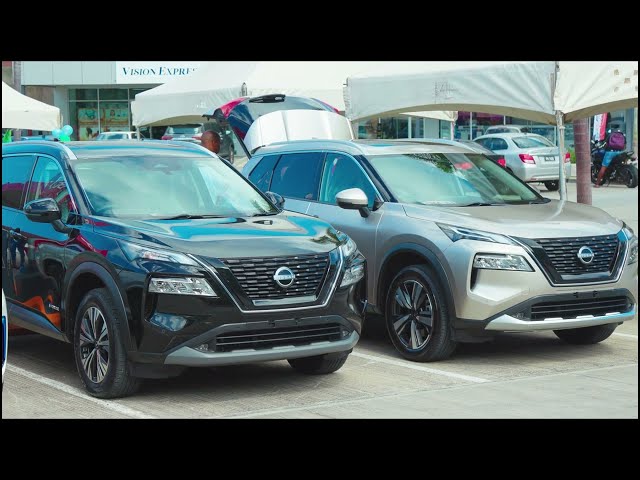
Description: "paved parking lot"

(2, 182), (637, 419)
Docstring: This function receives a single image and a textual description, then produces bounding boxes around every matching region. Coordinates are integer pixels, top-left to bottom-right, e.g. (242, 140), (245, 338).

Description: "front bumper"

(443, 238), (638, 323)
(166, 327), (359, 366)
(485, 310), (635, 331)
(513, 162), (571, 182)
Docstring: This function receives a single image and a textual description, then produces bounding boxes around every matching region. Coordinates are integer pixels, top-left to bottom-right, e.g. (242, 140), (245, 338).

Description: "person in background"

(201, 130), (221, 154)
(594, 130), (626, 188)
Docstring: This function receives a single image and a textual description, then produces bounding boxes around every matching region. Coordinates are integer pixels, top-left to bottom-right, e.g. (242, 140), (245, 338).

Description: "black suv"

(1, 141), (365, 398)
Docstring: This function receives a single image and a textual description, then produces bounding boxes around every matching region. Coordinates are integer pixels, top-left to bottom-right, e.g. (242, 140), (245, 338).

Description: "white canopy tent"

(344, 61), (638, 199)
(2, 81), (62, 131)
(131, 61), (456, 127)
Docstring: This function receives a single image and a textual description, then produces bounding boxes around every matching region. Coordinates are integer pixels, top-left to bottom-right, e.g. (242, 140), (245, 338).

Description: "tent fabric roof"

(131, 61), (456, 127)
(345, 61), (558, 123)
(554, 62), (638, 121)
(2, 81), (62, 131)
(344, 61), (638, 124)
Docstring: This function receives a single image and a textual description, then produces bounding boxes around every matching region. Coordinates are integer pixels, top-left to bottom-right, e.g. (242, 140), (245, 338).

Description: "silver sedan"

(474, 132), (571, 191)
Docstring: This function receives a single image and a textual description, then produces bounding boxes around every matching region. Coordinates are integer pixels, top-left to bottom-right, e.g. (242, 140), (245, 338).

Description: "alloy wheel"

(390, 280), (435, 351)
(79, 306), (110, 383)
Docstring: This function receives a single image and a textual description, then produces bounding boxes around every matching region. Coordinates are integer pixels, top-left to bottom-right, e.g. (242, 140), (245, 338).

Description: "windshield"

(368, 153), (543, 206)
(166, 125), (202, 135)
(512, 135), (554, 148)
(71, 154), (277, 218)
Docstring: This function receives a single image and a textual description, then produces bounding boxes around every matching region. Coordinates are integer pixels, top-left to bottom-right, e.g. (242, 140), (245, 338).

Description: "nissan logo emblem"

(273, 266), (296, 288)
(577, 246), (595, 265)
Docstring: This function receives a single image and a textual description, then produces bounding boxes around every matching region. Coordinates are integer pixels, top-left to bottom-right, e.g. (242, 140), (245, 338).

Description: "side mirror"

(24, 198), (73, 233)
(336, 188), (370, 218)
(265, 191), (285, 210)
(25, 198), (61, 223)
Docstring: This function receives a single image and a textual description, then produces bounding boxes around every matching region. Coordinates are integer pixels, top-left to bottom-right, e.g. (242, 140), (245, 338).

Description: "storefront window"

(410, 117), (424, 138)
(379, 117), (408, 139)
(99, 88), (128, 101)
(357, 119), (378, 139)
(69, 101), (99, 141)
(101, 102), (130, 132)
(69, 89), (98, 101)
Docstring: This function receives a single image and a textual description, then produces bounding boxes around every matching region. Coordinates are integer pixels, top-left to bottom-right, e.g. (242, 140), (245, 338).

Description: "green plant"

(568, 148), (576, 164)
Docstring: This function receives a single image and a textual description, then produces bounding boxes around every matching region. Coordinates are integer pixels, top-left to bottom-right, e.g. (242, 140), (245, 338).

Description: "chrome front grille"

(535, 234), (619, 275)
(222, 253), (330, 300)
(516, 232), (625, 285)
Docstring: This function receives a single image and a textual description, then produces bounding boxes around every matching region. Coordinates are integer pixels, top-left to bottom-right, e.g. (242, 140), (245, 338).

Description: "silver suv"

(243, 139), (638, 362)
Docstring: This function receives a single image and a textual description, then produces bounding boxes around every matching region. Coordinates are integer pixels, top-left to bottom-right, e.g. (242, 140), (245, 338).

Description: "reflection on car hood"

(91, 211), (341, 258)
(402, 200), (622, 238)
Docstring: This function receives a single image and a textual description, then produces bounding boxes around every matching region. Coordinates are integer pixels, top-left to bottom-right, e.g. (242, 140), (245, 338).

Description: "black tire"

(288, 352), (349, 375)
(553, 323), (617, 345)
(590, 164), (599, 184)
(620, 165), (638, 188)
(385, 265), (456, 362)
(544, 181), (559, 191)
(73, 288), (140, 398)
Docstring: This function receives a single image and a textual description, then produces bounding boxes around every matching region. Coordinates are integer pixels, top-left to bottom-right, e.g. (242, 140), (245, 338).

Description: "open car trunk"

(204, 94), (354, 157)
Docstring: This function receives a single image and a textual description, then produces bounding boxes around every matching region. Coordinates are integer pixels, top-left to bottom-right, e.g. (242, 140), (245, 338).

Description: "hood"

(92, 211), (341, 259)
(204, 94), (352, 154)
(402, 200), (623, 239)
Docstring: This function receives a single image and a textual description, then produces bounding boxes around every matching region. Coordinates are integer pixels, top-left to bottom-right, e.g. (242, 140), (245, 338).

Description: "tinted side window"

(319, 153), (377, 207)
(270, 152), (324, 201)
(26, 157), (75, 223)
(248, 154), (280, 192)
(486, 138), (508, 150)
(474, 139), (490, 149)
(2, 155), (36, 210)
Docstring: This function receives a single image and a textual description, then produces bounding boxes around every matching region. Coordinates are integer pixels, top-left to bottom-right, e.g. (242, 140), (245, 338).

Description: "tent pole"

(450, 121), (454, 139)
(556, 110), (567, 200)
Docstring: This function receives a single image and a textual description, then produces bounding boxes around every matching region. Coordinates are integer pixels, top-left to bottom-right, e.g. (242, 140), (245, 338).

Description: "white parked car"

(484, 125), (530, 135)
(2, 289), (7, 389)
(474, 132), (572, 191)
(95, 131), (138, 140)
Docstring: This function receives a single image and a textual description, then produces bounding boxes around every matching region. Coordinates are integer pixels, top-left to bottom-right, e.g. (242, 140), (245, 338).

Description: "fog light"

(340, 263), (365, 287)
(195, 343), (209, 352)
(473, 254), (533, 272)
(149, 277), (217, 296)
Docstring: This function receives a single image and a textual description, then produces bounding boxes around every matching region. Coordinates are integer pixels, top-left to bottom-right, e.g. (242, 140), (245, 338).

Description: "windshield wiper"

(156, 214), (228, 220)
(249, 212), (280, 217)
(460, 202), (505, 207)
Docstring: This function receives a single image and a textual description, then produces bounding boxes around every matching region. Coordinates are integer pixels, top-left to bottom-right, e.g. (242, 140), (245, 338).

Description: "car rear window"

(167, 125), (202, 135)
(512, 136), (553, 149)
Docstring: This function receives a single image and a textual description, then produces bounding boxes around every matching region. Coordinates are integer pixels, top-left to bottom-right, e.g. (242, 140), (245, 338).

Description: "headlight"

(119, 241), (198, 266)
(340, 263), (365, 288)
(437, 224), (514, 245)
(473, 254), (533, 272)
(623, 224), (638, 264)
(148, 277), (217, 296)
(339, 237), (357, 259)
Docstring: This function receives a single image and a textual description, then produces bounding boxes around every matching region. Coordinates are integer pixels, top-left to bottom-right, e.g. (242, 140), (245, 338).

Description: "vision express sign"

(116, 62), (201, 84)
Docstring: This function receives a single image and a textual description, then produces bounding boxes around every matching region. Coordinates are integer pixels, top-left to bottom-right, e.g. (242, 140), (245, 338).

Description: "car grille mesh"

(214, 323), (344, 352)
(534, 234), (619, 275)
(222, 254), (330, 300)
(530, 296), (631, 320)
